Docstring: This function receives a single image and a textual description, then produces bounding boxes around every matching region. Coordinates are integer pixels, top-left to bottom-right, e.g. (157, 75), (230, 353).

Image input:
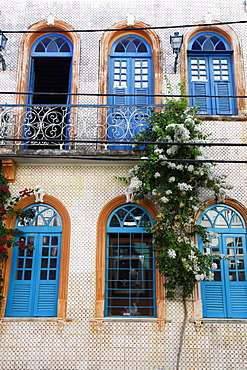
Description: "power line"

(2, 20), (247, 34)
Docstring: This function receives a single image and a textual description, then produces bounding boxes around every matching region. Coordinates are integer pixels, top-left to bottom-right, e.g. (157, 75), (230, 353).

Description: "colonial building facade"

(0, 0), (247, 369)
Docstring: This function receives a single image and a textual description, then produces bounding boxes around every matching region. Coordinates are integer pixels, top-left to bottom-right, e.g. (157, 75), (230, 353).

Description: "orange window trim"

(95, 195), (165, 320)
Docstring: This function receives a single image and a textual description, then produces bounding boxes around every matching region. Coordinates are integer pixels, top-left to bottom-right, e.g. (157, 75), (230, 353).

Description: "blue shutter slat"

(135, 89), (148, 105)
(203, 284), (225, 317)
(215, 82), (232, 115)
(193, 82), (209, 114)
(229, 286), (247, 318)
(114, 88), (126, 105)
(36, 284), (57, 314)
(8, 284), (31, 315)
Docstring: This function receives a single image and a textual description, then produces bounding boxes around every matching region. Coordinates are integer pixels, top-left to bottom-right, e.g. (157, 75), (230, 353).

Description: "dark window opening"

(26, 57), (71, 149)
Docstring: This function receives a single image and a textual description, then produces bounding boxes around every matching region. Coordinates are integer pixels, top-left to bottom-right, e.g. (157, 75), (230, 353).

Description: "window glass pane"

(50, 259), (57, 268)
(214, 271), (221, 281)
(239, 272), (246, 281)
(51, 247), (58, 256)
(42, 247), (49, 256)
(229, 272), (236, 281)
(17, 259), (24, 268)
(16, 270), (23, 280)
(43, 236), (50, 245)
(24, 270), (32, 280)
(41, 258), (48, 268)
(40, 270), (47, 280)
(49, 270), (56, 280)
(25, 259), (33, 268)
(51, 236), (58, 246)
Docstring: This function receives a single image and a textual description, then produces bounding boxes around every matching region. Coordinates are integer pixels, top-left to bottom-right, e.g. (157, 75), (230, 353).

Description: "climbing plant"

(120, 83), (231, 299)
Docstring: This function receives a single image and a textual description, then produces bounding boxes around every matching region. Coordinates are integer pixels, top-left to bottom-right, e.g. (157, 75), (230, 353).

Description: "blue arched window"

(26, 34), (73, 148)
(108, 35), (153, 149)
(188, 32), (236, 115)
(198, 204), (247, 318)
(6, 204), (62, 317)
(105, 204), (156, 316)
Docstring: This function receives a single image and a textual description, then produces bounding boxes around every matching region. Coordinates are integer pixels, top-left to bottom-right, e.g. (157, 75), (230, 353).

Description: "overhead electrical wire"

(2, 19), (247, 34)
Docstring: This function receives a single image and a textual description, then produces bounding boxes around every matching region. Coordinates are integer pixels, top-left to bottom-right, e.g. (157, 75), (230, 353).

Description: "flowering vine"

(0, 170), (35, 300)
(120, 84), (231, 299)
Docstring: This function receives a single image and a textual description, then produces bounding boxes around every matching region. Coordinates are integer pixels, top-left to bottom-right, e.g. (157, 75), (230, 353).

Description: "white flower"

(167, 163), (177, 169)
(167, 145), (178, 155)
(154, 148), (164, 154)
(154, 172), (161, 178)
(211, 263), (218, 270)
(152, 189), (158, 195)
(195, 274), (205, 281)
(178, 183), (193, 191)
(168, 249), (176, 258)
(208, 231), (219, 238)
(205, 271), (214, 281)
(159, 154), (167, 160)
(184, 116), (194, 124)
(129, 177), (142, 190)
(168, 176), (175, 182)
(176, 164), (184, 170)
(187, 165), (194, 172)
(165, 190), (172, 195)
(160, 196), (169, 203)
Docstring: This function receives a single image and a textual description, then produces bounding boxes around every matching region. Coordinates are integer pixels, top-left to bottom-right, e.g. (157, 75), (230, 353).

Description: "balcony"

(0, 103), (162, 161)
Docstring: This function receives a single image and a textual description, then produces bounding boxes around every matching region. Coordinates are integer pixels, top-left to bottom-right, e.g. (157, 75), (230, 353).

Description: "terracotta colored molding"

(1, 159), (16, 183)
(15, 19), (80, 135)
(95, 195), (165, 321)
(99, 20), (163, 107)
(2, 194), (71, 318)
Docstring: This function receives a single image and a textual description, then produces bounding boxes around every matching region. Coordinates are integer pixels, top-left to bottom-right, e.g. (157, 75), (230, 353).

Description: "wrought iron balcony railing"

(0, 104), (161, 150)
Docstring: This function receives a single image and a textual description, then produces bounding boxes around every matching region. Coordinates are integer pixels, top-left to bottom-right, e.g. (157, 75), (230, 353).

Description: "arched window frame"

(197, 200), (247, 319)
(99, 20), (162, 106)
(95, 196), (165, 327)
(187, 31), (236, 115)
(16, 20), (80, 109)
(180, 24), (246, 116)
(107, 34), (154, 148)
(1, 195), (71, 319)
(31, 33), (73, 57)
(105, 204), (156, 317)
(98, 21), (162, 148)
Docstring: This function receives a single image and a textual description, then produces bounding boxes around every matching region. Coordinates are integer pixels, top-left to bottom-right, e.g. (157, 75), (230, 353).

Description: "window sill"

(190, 318), (247, 324)
(91, 317), (170, 331)
(199, 115), (247, 121)
(0, 317), (73, 322)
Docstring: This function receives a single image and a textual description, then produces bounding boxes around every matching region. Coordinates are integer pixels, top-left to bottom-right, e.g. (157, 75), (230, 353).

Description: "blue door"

(25, 34), (73, 148)
(199, 205), (247, 318)
(188, 32), (236, 115)
(6, 204), (62, 317)
(108, 36), (153, 149)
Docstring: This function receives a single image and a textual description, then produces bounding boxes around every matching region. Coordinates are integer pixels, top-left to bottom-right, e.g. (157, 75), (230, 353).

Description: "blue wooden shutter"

(189, 57), (211, 114)
(33, 233), (61, 316)
(6, 235), (37, 316)
(211, 57), (234, 115)
(223, 234), (247, 318)
(6, 205), (62, 317)
(199, 206), (247, 318)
